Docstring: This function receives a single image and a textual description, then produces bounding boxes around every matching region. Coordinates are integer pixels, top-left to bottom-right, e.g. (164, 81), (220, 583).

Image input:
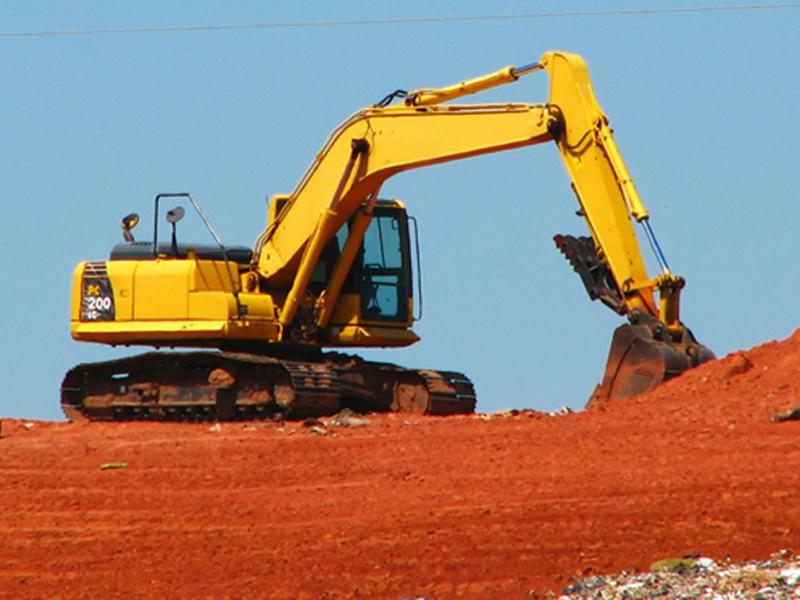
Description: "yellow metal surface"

(327, 325), (420, 347)
(71, 259), (280, 346)
(656, 273), (685, 334)
(326, 294), (414, 330)
(72, 318), (279, 344)
(267, 194), (291, 227)
(70, 264), (84, 321)
(131, 261), (190, 319)
(406, 65), (521, 106)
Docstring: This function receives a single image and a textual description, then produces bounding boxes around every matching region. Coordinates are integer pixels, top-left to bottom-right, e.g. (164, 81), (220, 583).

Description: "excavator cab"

(308, 204), (412, 323)
(315, 201), (420, 347)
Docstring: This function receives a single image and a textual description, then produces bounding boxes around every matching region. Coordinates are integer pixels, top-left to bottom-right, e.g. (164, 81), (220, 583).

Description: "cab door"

(358, 207), (412, 324)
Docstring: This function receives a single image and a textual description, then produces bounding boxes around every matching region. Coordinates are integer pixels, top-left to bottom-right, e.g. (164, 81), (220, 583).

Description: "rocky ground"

(1, 329), (799, 598)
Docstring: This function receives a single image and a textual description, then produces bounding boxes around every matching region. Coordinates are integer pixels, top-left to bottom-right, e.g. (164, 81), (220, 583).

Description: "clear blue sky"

(2, 1), (798, 420)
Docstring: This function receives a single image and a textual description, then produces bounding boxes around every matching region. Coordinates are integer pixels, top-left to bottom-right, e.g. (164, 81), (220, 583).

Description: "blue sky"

(2, 1), (798, 419)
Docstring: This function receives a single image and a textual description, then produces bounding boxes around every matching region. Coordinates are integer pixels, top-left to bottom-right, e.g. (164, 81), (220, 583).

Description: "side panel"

(132, 261), (190, 320)
(71, 259), (281, 346)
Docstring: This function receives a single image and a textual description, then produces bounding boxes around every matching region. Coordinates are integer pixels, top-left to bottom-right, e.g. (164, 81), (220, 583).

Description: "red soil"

(2, 331), (799, 598)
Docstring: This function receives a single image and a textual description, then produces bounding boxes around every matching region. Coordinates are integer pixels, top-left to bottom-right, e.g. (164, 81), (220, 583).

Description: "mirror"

(121, 212), (140, 242)
(166, 206), (185, 224)
(166, 206), (185, 257)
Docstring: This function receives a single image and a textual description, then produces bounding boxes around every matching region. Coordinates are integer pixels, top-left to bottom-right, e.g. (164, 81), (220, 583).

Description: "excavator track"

(417, 370), (478, 416)
(61, 351), (476, 422)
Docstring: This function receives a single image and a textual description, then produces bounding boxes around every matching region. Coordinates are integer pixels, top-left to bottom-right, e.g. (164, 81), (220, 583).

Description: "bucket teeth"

(554, 234), (625, 315)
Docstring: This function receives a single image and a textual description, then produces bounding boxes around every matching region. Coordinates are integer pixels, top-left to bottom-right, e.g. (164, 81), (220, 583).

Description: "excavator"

(61, 50), (714, 421)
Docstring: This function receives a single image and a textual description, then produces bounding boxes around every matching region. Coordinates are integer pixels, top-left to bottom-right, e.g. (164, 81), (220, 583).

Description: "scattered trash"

(100, 462), (129, 470)
(695, 556), (718, 570)
(549, 406), (574, 416)
(23, 423), (35, 430)
(650, 556), (697, 572)
(478, 409), (548, 420)
(326, 408), (371, 428)
(308, 426), (327, 436)
(771, 406), (800, 423)
(208, 423), (222, 432)
(551, 550), (800, 598)
(493, 408), (519, 418)
(562, 576), (606, 594)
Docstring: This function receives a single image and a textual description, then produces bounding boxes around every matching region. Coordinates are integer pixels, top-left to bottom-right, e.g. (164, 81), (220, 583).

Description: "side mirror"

(121, 213), (140, 242)
(166, 206), (185, 257)
(166, 206), (185, 224)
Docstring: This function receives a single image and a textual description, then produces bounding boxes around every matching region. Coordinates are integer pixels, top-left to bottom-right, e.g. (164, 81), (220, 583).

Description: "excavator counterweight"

(62, 51), (713, 421)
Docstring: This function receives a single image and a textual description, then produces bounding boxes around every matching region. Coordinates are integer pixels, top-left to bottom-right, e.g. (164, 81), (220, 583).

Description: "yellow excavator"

(62, 51), (714, 421)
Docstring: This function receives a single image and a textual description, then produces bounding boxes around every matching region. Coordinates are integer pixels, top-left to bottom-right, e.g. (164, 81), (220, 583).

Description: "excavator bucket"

(587, 318), (715, 407)
(554, 233), (714, 406)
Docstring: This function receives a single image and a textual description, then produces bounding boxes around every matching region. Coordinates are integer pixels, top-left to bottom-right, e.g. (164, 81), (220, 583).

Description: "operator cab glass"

(360, 211), (410, 321)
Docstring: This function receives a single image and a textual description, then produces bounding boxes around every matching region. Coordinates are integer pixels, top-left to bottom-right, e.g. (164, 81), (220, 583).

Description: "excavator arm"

(253, 50), (713, 402)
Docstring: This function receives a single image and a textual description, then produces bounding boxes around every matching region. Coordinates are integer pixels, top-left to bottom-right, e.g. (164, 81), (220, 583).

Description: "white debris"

(781, 567), (800, 586)
(696, 556), (718, 570)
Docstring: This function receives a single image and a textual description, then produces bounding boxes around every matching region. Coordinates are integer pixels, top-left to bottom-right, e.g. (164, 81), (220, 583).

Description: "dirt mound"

(1, 331), (799, 598)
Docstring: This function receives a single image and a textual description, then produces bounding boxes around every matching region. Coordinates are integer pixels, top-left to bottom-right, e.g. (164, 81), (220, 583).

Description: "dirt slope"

(1, 330), (799, 598)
